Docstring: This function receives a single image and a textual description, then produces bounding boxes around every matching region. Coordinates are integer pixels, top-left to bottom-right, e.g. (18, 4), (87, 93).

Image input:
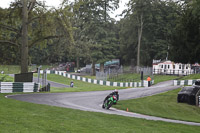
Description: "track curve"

(7, 80), (200, 126)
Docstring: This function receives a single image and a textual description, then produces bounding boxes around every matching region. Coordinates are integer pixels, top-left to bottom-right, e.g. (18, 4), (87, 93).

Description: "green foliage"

(119, 0), (181, 66)
(71, 0), (120, 66)
(170, 0), (200, 64)
(115, 88), (200, 123)
(0, 1), (74, 65)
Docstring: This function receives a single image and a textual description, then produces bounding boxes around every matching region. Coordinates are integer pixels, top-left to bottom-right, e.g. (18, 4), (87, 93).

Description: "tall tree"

(119, 0), (180, 66)
(128, 0), (153, 69)
(170, 0), (200, 63)
(70, 0), (119, 74)
(21, 0), (29, 73)
(0, 0), (74, 72)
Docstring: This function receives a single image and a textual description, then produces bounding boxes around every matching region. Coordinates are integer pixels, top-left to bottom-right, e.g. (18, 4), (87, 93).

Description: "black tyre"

(102, 104), (105, 108)
(102, 99), (108, 109)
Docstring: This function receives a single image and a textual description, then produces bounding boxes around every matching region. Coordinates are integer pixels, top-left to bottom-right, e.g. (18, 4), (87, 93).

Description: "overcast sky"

(0, 0), (129, 20)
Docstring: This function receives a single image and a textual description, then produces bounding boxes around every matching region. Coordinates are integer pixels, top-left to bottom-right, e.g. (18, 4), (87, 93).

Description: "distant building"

(153, 60), (194, 75)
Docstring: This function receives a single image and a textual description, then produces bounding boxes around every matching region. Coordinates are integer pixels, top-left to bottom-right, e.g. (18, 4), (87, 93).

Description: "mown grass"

(115, 88), (200, 123)
(0, 65), (54, 74)
(1, 68), (200, 132)
(0, 65), (21, 74)
(84, 74), (179, 84)
(0, 74), (14, 82)
(1, 94), (200, 133)
(153, 75), (179, 84)
(179, 74), (200, 80)
(46, 74), (127, 92)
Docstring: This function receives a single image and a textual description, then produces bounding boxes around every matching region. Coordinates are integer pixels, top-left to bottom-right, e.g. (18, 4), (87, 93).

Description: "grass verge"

(46, 74), (127, 92)
(0, 74), (14, 82)
(179, 74), (200, 80)
(84, 74), (179, 84)
(153, 75), (179, 84)
(115, 88), (200, 123)
(1, 93), (200, 132)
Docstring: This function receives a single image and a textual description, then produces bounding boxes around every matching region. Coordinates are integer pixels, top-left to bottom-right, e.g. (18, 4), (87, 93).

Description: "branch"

(30, 35), (63, 47)
(0, 24), (20, 33)
(0, 40), (19, 46)
(28, 0), (36, 13)
(27, 16), (40, 24)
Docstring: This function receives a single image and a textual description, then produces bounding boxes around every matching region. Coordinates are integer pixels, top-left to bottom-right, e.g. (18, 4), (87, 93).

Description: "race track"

(7, 80), (200, 126)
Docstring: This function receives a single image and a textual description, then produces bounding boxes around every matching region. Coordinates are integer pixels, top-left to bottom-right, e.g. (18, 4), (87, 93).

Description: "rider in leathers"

(103, 89), (119, 105)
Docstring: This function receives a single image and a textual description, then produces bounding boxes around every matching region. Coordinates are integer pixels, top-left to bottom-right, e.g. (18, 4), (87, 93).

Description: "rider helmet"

(114, 89), (118, 93)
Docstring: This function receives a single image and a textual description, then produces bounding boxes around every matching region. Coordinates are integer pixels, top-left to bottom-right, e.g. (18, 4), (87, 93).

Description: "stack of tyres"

(177, 85), (200, 105)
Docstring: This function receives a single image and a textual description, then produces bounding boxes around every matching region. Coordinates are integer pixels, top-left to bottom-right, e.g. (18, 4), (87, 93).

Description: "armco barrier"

(0, 82), (40, 93)
(174, 80), (197, 86)
(44, 70), (153, 87)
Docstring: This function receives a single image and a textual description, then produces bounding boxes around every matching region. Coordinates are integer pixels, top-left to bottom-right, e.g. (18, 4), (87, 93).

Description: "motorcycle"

(102, 95), (117, 109)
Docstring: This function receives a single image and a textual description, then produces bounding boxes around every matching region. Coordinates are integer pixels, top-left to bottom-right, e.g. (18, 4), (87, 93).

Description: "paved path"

(7, 80), (200, 126)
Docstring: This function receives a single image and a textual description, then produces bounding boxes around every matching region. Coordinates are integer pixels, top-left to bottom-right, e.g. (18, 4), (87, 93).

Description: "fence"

(0, 82), (40, 93)
(96, 72), (107, 81)
(153, 69), (194, 76)
(53, 70), (153, 87)
(108, 66), (152, 82)
(173, 80), (197, 86)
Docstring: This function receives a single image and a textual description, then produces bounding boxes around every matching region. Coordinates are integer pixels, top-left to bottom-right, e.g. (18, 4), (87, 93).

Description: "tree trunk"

(21, 0), (28, 73)
(76, 57), (80, 70)
(136, 14), (143, 73)
(92, 60), (96, 76)
(100, 63), (104, 72)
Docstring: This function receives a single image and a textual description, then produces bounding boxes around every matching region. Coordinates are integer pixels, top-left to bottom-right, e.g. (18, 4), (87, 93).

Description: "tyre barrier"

(174, 80), (197, 86)
(43, 70), (153, 87)
(0, 82), (40, 93)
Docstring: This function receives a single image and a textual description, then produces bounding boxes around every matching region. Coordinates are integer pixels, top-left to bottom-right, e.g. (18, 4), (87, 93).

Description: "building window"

(168, 65), (170, 69)
(179, 65), (181, 69)
(173, 65), (175, 69)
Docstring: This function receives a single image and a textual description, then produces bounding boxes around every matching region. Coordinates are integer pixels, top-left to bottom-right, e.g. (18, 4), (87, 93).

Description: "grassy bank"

(46, 74), (127, 92)
(0, 65), (54, 74)
(153, 75), (179, 84)
(85, 74), (179, 84)
(115, 88), (200, 123)
(0, 94), (200, 132)
(179, 74), (200, 80)
(0, 74), (14, 82)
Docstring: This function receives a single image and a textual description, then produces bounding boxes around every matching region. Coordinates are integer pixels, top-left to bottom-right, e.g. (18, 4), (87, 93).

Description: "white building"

(153, 60), (193, 75)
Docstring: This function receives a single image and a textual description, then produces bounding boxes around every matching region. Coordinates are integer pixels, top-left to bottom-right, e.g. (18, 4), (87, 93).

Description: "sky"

(0, 0), (129, 20)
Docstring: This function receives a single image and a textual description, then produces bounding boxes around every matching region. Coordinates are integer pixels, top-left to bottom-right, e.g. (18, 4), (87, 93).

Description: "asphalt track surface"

(7, 80), (200, 126)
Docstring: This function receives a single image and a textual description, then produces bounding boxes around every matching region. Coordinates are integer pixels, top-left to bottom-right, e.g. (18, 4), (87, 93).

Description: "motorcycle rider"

(103, 89), (119, 105)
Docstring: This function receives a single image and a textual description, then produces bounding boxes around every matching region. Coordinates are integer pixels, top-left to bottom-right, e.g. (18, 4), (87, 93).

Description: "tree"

(170, 0), (200, 63)
(0, 0), (74, 72)
(119, 0), (181, 67)
(127, 0), (153, 69)
(70, 0), (119, 75)
(21, 0), (29, 73)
